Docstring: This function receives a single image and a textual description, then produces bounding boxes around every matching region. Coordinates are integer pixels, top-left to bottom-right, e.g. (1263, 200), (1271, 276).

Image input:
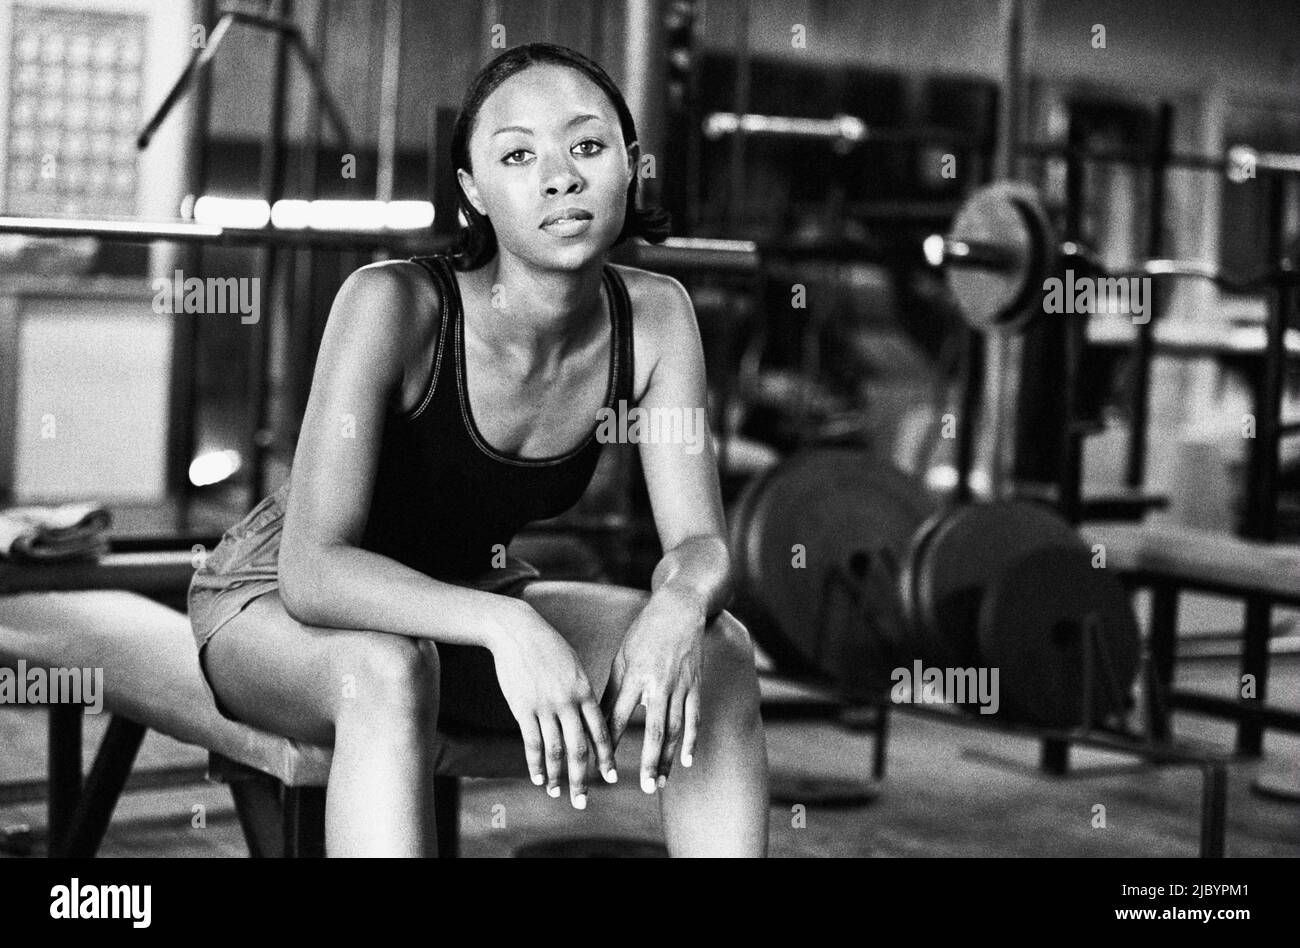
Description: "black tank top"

(358, 254), (635, 581)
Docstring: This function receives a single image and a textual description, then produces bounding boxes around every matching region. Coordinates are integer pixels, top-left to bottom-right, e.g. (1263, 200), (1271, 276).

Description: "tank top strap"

(400, 254), (454, 421)
(601, 263), (635, 405)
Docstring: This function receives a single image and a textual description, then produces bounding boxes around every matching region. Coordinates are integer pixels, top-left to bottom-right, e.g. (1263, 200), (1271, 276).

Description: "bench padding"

(1082, 524), (1300, 602)
(0, 591), (527, 786)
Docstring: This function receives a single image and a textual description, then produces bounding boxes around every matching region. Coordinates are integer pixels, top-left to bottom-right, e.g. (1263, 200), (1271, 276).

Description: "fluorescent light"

(308, 200), (386, 231)
(269, 199), (311, 229)
(384, 201), (435, 230)
(194, 196), (436, 232)
(925, 464), (990, 494)
(189, 449), (242, 487)
(923, 234), (946, 268)
(193, 197), (270, 229)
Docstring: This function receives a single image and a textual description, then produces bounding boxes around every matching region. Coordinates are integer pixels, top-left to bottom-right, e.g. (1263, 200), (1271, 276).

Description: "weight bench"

(0, 589), (528, 857)
(1082, 522), (1300, 753)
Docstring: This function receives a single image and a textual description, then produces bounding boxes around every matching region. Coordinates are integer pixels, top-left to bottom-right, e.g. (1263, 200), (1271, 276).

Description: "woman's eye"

(501, 141), (602, 164)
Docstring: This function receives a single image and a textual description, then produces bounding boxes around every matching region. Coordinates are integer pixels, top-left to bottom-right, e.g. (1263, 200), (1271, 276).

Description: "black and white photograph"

(0, 0), (1295, 894)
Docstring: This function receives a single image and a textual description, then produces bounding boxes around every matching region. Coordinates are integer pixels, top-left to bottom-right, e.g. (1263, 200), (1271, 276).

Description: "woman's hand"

(488, 602), (617, 808)
(602, 587), (706, 794)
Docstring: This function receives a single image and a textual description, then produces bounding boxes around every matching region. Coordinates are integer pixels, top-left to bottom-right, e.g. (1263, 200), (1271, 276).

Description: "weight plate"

(914, 500), (1085, 669)
(897, 506), (949, 646)
(728, 447), (935, 687)
(946, 182), (1057, 334)
(978, 544), (1141, 728)
(997, 192), (1057, 332)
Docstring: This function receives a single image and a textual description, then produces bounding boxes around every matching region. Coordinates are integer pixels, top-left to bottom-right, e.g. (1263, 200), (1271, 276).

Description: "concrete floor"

(1, 594), (1297, 858)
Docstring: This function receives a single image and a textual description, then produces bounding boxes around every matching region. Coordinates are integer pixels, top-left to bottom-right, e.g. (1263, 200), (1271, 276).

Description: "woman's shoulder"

(340, 257), (445, 343)
(605, 263), (696, 403)
(606, 262), (692, 326)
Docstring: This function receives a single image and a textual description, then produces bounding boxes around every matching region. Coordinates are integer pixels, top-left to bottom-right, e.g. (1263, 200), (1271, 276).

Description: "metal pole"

(1235, 173), (1290, 757)
(716, 4), (751, 480)
(993, 0), (1026, 181)
(622, 0), (666, 210)
(375, 0), (403, 207)
(1126, 102), (1172, 489)
(286, 0), (330, 440)
(172, 0), (218, 522)
(1059, 116), (1087, 525)
(983, 0), (1030, 500)
(247, 0), (292, 508)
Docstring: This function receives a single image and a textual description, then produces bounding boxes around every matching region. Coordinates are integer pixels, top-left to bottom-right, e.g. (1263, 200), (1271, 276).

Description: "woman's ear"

(625, 140), (640, 185)
(457, 168), (488, 217)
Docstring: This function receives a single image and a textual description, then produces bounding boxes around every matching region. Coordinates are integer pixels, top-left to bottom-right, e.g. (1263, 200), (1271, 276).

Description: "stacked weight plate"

(897, 500), (1141, 728)
(728, 447), (936, 698)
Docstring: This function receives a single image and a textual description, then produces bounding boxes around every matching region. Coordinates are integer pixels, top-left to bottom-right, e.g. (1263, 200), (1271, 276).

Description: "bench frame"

(38, 705), (464, 858)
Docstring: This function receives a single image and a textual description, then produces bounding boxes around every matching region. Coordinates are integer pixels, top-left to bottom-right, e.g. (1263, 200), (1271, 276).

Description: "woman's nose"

(539, 155), (583, 196)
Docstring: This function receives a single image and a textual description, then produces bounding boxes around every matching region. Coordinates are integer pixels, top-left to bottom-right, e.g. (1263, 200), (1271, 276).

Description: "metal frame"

(1044, 111), (1298, 756)
(887, 700), (1229, 858)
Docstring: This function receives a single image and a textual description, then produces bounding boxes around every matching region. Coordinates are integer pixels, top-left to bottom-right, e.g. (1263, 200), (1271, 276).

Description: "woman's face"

(458, 63), (635, 272)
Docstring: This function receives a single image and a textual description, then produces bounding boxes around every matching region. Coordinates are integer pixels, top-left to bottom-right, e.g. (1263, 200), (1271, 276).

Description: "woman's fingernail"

(548, 785), (561, 798)
(531, 773), (544, 786)
(573, 793), (587, 810)
(682, 752), (693, 767)
(604, 769), (618, 784)
(641, 774), (656, 794)
(657, 775), (667, 789)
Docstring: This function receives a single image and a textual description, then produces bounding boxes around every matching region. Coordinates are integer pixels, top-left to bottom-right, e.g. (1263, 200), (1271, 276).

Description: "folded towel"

(0, 503), (112, 563)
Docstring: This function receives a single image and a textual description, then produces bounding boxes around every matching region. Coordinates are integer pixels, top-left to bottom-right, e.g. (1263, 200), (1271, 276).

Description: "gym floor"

(3, 592), (1296, 858)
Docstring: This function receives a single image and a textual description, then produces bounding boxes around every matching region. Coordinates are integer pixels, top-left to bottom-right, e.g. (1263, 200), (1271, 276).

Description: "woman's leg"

(200, 590), (442, 857)
(522, 581), (770, 857)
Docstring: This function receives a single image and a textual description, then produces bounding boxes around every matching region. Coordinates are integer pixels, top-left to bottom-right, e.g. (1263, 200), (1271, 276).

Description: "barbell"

(930, 181), (1298, 334)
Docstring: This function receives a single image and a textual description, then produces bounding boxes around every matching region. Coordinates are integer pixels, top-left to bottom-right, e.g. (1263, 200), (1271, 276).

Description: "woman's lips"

(540, 216), (594, 237)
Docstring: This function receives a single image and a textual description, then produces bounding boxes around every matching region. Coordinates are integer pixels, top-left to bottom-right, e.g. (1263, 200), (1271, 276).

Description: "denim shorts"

(187, 483), (542, 729)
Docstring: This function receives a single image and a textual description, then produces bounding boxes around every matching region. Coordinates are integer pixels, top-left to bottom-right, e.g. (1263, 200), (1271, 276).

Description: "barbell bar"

(703, 110), (1300, 179)
(930, 184), (1299, 334)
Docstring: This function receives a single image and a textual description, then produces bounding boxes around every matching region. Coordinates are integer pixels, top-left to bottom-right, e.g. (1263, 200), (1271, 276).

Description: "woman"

(188, 43), (769, 857)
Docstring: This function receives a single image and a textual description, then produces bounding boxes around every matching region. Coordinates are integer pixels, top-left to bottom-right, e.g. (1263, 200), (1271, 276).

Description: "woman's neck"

(468, 251), (606, 365)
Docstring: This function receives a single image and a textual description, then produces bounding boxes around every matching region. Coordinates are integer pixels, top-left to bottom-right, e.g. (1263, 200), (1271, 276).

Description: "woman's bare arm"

(601, 271), (734, 784)
(636, 273), (733, 620)
(277, 262), (527, 648)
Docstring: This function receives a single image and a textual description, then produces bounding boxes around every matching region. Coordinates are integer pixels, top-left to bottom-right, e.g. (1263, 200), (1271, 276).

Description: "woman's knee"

(703, 611), (761, 718)
(331, 631), (441, 718)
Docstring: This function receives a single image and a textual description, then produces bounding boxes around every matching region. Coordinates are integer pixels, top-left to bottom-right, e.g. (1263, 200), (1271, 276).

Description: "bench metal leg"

(284, 786), (326, 858)
(1236, 595), (1272, 757)
(1148, 583), (1179, 742)
(434, 776), (460, 858)
(871, 703), (890, 781)
(47, 704), (83, 851)
(1040, 737), (1070, 775)
(1199, 762), (1227, 858)
(229, 778), (287, 858)
(54, 715), (147, 858)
